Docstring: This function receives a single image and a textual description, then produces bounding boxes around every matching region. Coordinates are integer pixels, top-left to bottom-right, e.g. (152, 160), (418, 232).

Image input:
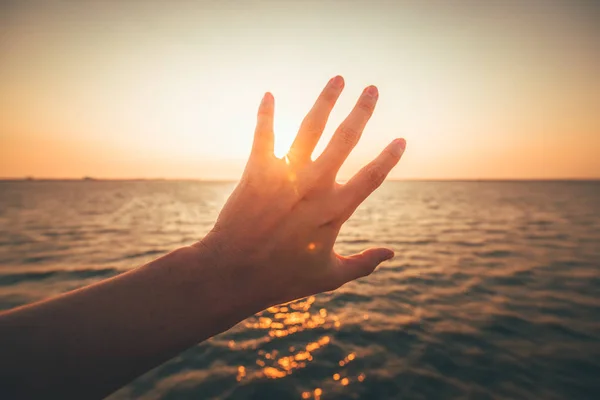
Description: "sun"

(273, 117), (300, 159)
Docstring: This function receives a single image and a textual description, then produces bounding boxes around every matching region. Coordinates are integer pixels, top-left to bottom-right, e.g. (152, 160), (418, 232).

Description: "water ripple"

(0, 180), (599, 399)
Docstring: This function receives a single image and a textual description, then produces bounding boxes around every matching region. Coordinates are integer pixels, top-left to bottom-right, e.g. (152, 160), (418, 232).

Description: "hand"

(0, 76), (406, 399)
(196, 76), (406, 308)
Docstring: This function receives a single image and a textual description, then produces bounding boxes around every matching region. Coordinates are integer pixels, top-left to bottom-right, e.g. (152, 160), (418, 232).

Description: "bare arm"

(0, 76), (406, 399)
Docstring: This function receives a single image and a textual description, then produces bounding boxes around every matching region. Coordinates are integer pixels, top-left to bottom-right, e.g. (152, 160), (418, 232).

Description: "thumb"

(334, 247), (394, 285)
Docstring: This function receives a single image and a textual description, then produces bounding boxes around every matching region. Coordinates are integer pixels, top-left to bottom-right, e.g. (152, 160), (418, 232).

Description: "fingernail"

(389, 138), (406, 157)
(395, 138), (406, 151)
(261, 92), (273, 106)
(365, 85), (378, 98)
(330, 75), (344, 89)
(382, 249), (395, 261)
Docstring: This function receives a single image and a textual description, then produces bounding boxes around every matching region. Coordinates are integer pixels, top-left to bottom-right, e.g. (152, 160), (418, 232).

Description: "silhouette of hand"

(196, 76), (406, 307)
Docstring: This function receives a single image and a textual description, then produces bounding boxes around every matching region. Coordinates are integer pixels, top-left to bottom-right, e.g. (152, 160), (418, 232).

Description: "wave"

(0, 267), (121, 286)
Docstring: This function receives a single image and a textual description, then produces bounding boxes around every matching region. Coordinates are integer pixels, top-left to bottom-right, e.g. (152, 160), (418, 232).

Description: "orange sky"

(1, 0), (599, 180)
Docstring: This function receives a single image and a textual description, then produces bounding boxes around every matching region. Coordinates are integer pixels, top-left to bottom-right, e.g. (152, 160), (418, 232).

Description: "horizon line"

(1, 177), (599, 182)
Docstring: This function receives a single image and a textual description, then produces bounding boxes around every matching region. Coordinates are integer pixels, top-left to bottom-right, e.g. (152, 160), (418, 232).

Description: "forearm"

(0, 76), (405, 399)
(0, 245), (264, 399)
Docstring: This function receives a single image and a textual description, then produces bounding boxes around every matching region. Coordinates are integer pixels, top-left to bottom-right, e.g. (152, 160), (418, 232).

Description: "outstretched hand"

(0, 76), (406, 400)
(197, 76), (406, 307)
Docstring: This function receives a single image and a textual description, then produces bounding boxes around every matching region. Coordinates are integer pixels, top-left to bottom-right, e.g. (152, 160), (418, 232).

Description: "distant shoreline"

(1, 178), (599, 183)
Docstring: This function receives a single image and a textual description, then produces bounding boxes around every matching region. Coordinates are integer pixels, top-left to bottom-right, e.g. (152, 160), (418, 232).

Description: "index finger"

(336, 138), (406, 221)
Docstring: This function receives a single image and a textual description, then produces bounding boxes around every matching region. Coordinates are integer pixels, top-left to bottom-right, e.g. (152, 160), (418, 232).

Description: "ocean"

(0, 180), (599, 399)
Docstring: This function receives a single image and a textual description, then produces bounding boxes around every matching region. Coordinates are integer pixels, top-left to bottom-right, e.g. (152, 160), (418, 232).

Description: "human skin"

(0, 76), (406, 399)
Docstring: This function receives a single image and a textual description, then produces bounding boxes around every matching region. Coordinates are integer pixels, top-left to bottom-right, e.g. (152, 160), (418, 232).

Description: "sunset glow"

(1, 0), (598, 180)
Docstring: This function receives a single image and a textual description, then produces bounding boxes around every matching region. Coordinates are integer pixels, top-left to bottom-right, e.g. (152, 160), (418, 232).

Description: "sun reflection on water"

(226, 295), (368, 397)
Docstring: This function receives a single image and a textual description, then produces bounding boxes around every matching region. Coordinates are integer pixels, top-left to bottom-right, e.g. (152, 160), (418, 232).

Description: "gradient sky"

(1, 0), (598, 179)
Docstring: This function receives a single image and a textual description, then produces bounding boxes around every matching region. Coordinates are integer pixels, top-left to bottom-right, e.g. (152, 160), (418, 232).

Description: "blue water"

(1, 180), (599, 399)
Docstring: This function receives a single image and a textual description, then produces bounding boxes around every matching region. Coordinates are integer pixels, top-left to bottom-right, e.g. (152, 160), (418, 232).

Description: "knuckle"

(321, 90), (338, 106)
(365, 164), (386, 189)
(300, 119), (323, 136)
(357, 100), (374, 114)
(257, 108), (272, 117)
(383, 146), (398, 160)
(338, 125), (360, 147)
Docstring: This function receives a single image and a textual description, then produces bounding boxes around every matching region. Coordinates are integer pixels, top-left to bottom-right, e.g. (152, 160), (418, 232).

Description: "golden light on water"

(235, 366), (246, 382)
(314, 388), (323, 400)
(226, 295), (370, 396)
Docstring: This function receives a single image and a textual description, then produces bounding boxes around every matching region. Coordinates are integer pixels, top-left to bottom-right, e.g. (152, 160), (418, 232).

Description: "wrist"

(184, 237), (274, 323)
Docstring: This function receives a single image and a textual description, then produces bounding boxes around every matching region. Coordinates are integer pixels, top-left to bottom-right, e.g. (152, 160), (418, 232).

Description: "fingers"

(288, 76), (344, 165)
(333, 247), (394, 285)
(337, 138), (406, 220)
(251, 92), (274, 159)
(314, 85), (379, 177)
